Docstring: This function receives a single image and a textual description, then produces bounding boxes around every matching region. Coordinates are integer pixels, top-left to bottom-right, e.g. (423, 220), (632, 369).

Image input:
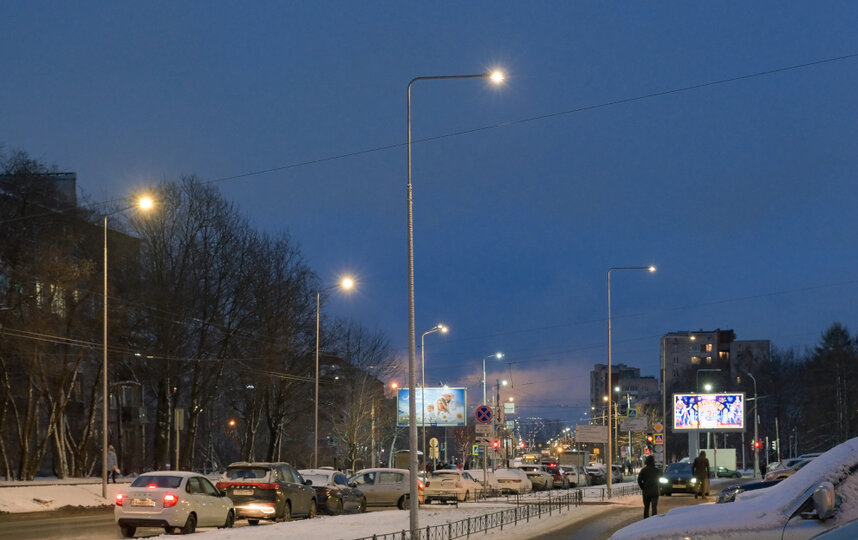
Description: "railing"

(354, 490), (585, 540)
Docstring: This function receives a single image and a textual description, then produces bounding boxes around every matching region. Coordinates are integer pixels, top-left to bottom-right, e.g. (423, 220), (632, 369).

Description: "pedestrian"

(637, 455), (660, 518)
(692, 450), (710, 498)
(107, 445), (119, 483)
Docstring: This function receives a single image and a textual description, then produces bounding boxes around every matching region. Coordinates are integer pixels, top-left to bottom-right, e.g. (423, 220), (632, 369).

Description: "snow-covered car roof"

(610, 437), (858, 540)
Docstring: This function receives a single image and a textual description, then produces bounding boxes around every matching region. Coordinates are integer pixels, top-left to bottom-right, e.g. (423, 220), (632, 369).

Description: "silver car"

(348, 468), (419, 509)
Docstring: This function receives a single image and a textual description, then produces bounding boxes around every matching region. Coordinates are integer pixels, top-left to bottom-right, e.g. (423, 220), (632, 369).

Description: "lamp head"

(137, 195), (155, 211)
(489, 70), (505, 83)
(648, 265), (656, 273)
(340, 276), (355, 290)
(495, 352), (504, 359)
(438, 324), (449, 333)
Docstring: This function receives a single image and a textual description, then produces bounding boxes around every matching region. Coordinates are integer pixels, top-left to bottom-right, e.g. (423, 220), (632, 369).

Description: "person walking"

(637, 455), (660, 518)
(107, 445), (119, 483)
(692, 450), (710, 498)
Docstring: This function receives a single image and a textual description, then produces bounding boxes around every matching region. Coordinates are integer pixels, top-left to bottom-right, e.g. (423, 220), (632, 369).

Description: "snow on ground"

(0, 477), (641, 539)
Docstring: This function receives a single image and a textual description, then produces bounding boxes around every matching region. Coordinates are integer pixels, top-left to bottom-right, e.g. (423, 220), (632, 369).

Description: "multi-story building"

(590, 363), (660, 413)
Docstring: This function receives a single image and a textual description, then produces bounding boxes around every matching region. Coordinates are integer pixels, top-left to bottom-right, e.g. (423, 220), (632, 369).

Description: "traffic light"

(646, 433), (654, 445)
(771, 440), (778, 451)
(492, 440), (500, 451)
(752, 439), (761, 451)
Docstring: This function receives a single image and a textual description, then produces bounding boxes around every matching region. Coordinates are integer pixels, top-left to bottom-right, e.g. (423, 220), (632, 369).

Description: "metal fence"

(354, 490), (585, 540)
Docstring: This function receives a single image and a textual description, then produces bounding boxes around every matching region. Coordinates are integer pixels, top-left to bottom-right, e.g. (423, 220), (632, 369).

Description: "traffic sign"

(628, 409), (637, 417)
(654, 433), (664, 445)
(475, 405), (493, 424)
(654, 422), (664, 433)
(476, 437), (492, 446)
(429, 437), (438, 448)
(475, 423), (492, 435)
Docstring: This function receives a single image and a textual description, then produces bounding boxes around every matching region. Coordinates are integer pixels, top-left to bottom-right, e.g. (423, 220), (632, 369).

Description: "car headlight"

(659, 478), (668, 484)
(690, 478), (697, 484)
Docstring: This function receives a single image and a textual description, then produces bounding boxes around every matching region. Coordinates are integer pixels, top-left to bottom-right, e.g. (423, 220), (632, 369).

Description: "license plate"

(131, 498), (155, 507)
(673, 484), (685, 488)
(232, 489), (254, 496)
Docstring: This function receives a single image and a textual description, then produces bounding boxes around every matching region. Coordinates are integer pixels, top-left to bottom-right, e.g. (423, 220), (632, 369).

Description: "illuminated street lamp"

(314, 275), (355, 468)
(103, 195), (154, 499)
(606, 265), (655, 498)
(406, 69), (504, 533)
(482, 352), (504, 404)
(420, 324), (448, 465)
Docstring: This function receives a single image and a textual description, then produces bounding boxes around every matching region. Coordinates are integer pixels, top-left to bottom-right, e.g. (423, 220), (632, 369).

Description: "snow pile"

(0, 481), (122, 513)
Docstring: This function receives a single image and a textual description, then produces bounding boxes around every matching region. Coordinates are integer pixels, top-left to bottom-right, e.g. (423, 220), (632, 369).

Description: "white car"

(469, 469), (501, 496)
(114, 471), (234, 537)
(518, 465), (554, 491)
(494, 468), (532, 494)
(565, 465), (591, 488)
(423, 470), (484, 503)
(610, 437), (858, 540)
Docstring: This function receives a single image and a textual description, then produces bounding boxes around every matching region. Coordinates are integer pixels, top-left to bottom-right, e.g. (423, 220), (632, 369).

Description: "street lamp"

(103, 195), (154, 499)
(482, 352), (504, 404)
(746, 371), (759, 478)
(606, 265), (655, 498)
(421, 324), (448, 467)
(406, 69), (504, 533)
(695, 368), (722, 456)
(314, 275), (355, 468)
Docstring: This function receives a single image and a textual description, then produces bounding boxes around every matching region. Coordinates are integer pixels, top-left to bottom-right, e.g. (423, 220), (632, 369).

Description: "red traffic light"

(753, 440), (761, 449)
(646, 433), (654, 443)
(492, 440), (500, 450)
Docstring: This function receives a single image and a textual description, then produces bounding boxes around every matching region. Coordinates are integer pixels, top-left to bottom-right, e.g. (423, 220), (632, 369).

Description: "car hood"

(611, 437), (858, 540)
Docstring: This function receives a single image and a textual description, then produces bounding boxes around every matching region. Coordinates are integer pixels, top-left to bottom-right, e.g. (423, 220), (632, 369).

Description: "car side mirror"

(305, 479), (313, 486)
(807, 482), (836, 520)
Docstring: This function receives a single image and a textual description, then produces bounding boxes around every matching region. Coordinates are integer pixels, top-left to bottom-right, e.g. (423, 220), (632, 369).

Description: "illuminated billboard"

(397, 387), (467, 427)
(673, 393), (745, 431)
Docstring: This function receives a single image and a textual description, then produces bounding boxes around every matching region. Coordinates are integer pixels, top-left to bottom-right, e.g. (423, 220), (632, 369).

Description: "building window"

(672, 342), (678, 352)
(673, 356), (679, 365)
(691, 356), (701, 364)
(690, 344), (701, 352)
(719, 351), (729, 359)
(672, 369), (679, 377)
(705, 344), (713, 352)
(706, 356), (712, 364)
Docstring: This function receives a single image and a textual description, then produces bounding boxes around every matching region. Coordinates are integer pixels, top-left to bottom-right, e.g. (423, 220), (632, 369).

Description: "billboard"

(397, 387), (467, 427)
(673, 393), (745, 431)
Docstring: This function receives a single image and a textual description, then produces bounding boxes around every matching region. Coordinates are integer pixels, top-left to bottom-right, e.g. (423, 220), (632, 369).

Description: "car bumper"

(234, 503), (278, 519)
(424, 490), (464, 502)
(117, 517), (175, 528)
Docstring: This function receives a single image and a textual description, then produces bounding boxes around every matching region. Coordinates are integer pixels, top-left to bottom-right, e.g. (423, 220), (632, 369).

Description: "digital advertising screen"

(673, 393), (745, 431)
(397, 387), (467, 427)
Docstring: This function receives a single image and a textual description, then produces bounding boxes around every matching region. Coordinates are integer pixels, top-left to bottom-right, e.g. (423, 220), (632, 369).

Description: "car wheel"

(248, 519), (259, 526)
(120, 525), (136, 538)
(282, 502), (292, 522)
(308, 500), (317, 519)
(219, 510), (235, 529)
(165, 527), (176, 534)
(334, 499), (344, 515)
(398, 494), (409, 510)
(463, 490), (469, 502)
(180, 513), (196, 535)
(359, 497), (367, 513)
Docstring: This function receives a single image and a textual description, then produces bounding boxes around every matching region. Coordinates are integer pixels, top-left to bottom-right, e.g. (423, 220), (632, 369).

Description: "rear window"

(131, 475), (183, 488)
(225, 467), (271, 480)
(304, 474), (329, 486)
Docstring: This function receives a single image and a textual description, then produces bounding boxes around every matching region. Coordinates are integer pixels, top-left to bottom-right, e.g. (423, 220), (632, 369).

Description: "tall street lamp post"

(482, 352), (504, 404)
(406, 69), (503, 535)
(420, 324), (448, 468)
(314, 276), (355, 468)
(696, 368), (722, 454)
(606, 265), (655, 498)
(746, 371), (759, 478)
(103, 195), (154, 499)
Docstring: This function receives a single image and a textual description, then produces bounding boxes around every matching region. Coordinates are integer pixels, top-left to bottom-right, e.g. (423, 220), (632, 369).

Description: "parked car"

(715, 466), (742, 478)
(349, 468), (420, 509)
(565, 465), (590, 488)
(544, 465), (570, 489)
(716, 479), (783, 504)
(765, 458), (814, 482)
(494, 468), (532, 494)
(299, 468), (366, 515)
(610, 436), (858, 540)
(469, 469), (501, 496)
(423, 470), (483, 503)
(585, 465), (607, 485)
(216, 462), (316, 524)
(518, 465), (554, 491)
(115, 471), (234, 537)
(658, 462), (698, 495)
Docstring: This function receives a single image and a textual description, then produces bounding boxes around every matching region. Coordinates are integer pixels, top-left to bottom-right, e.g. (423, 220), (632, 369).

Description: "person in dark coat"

(692, 450), (711, 498)
(637, 455), (660, 518)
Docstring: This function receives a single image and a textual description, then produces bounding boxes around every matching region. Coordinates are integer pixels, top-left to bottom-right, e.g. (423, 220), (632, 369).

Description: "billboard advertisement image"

(397, 387), (467, 427)
(673, 393), (745, 431)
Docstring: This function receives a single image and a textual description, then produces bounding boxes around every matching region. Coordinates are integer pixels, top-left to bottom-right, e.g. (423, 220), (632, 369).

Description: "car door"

(279, 466), (307, 516)
(334, 473), (357, 511)
(199, 476), (229, 526)
(351, 472), (379, 505)
(186, 477), (213, 525)
(291, 468), (313, 516)
(377, 471), (403, 506)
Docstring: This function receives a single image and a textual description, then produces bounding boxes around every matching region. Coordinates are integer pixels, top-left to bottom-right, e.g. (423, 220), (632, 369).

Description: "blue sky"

(3, 2), (858, 424)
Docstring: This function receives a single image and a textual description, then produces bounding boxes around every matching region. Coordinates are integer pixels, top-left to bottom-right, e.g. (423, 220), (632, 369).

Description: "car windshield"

(303, 474), (330, 486)
(666, 463), (691, 474)
(131, 475), (183, 488)
(432, 471), (459, 478)
(225, 467), (269, 479)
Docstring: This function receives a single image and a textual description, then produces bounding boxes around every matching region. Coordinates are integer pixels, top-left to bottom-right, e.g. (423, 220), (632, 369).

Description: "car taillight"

(115, 493), (124, 506)
(424, 481), (430, 488)
(418, 481), (424, 491)
(163, 493), (178, 508)
(216, 482), (226, 490)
